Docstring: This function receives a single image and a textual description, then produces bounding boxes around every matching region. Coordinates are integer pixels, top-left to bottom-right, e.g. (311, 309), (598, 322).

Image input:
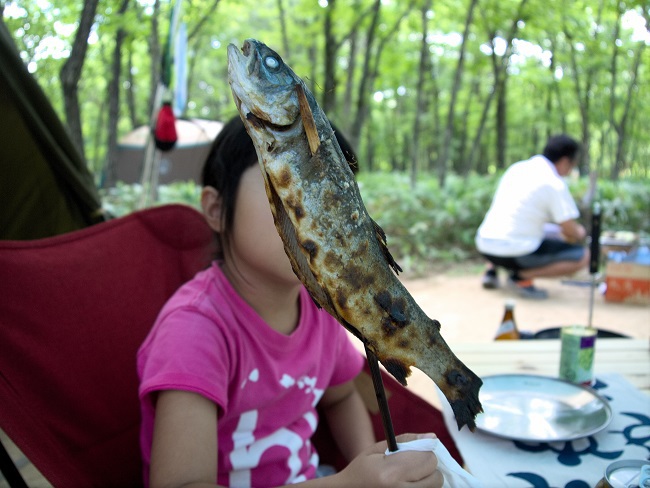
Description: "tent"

(112, 118), (222, 186)
(0, 20), (105, 240)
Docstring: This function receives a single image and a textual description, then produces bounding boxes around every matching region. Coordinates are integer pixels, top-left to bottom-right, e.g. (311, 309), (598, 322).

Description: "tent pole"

(138, 83), (165, 209)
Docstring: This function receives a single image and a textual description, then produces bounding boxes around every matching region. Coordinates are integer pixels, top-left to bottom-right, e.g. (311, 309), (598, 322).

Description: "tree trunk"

(548, 38), (567, 135)
(59, 0), (100, 160)
(495, 74), (507, 169)
(611, 40), (644, 180)
(467, 86), (494, 173)
(468, 0), (528, 173)
(436, 0), (478, 187)
(410, 0), (432, 189)
(459, 78), (479, 174)
(147, 0), (161, 119)
(563, 0), (607, 176)
(308, 41), (318, 94)
(103, 0), (130, 187)
(349, 0), (414, 154)
(429, 73), (441, 172)
(364, 112), (375, 172)
(343, 29), (358, 128)
(608, 5), (645, 180)
(322, 0), (337, 113)
(277, 0), (291, 63)
(349, 0), (381, 152)
(91, 98), (107, 177)
(126, 46), (138, 128)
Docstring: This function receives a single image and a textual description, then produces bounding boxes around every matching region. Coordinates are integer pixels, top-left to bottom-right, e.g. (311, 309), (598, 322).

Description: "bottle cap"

(504, 299), (516, 308)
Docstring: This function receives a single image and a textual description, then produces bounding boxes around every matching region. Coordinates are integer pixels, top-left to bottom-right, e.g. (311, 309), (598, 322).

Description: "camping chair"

(0, 204), (462, 487)
(0, 204), (215, 487)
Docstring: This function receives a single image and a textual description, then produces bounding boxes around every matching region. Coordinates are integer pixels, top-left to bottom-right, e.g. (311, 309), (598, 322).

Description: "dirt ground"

(398, 263), (649, 342)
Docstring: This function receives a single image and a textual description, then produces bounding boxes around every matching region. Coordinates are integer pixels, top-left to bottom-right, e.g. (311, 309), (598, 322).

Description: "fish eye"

(264, 56), (280, 69)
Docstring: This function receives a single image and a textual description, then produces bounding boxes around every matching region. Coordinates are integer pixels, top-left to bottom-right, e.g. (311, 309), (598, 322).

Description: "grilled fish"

(227, 39), (482, 430)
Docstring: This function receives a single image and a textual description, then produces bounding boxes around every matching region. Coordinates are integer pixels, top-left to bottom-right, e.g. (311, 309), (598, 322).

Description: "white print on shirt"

(240, 368), (260, 389)
(280, 374), (324, 407)
(228, 373), (323, 487)
(229, 412), (319, 487)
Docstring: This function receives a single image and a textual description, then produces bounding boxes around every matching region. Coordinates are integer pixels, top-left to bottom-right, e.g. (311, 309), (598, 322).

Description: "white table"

(406, 339), (650, 487)
(407, 338), (649, 408)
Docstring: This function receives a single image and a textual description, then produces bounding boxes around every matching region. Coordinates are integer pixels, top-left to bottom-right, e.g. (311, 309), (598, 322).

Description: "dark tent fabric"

(0, 20), (105, 240)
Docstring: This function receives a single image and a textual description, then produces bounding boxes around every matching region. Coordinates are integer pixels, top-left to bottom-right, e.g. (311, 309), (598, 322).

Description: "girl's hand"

(335, 433), (444, 488)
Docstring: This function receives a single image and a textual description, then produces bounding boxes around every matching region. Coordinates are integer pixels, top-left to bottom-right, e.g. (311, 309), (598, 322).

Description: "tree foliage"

(3, 0), (649, 184)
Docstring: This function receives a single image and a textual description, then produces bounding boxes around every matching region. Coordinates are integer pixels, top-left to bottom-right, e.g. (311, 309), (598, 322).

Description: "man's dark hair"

(542, 134), (580, 163)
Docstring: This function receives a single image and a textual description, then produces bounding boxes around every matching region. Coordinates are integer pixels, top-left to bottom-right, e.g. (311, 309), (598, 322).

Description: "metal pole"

(588, 203), (602, 328)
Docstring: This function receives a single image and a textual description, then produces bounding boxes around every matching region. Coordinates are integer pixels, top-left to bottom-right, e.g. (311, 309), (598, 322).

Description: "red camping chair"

(0, 204), (461, 487)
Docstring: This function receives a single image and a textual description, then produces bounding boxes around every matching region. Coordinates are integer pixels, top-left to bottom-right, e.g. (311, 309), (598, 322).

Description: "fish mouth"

(231, 92), (297, 133)
(228, 41), (300, 133)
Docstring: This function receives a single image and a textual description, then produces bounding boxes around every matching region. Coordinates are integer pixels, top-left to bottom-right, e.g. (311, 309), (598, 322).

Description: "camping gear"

(153, 101), (178, 151)
(113, 118), (223, 186)
(0, 205), (214, 487)
(0, 21), (104, 240)
(0, 204), (462, 487)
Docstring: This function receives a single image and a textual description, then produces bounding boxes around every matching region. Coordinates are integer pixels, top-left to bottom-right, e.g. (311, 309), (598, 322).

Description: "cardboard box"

(605, 260), (650, 305)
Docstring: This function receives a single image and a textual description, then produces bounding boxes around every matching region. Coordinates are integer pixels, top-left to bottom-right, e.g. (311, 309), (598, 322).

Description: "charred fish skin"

(227, 39), (482, 431)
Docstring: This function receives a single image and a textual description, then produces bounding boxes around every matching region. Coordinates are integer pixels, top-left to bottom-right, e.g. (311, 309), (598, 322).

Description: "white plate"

(475, 374), (612, 442)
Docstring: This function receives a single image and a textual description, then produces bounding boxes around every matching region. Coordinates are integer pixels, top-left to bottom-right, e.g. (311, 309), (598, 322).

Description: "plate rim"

(475, 373), (613, 442)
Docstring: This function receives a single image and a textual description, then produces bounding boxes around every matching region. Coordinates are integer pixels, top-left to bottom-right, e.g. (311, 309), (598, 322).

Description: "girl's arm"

(318, 378), (375, 461)
(150, 390), (222, 488)
(149, 388), (443, 488)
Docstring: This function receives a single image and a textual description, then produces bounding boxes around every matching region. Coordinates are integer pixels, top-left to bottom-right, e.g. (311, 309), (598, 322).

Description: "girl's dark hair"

(201, 117), (258, 241)
(201, 116), (358, 255)
(542, 134), (580, 163)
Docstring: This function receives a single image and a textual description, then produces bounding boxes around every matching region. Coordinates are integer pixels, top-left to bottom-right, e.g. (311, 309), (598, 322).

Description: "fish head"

(227, 39), (303, 146)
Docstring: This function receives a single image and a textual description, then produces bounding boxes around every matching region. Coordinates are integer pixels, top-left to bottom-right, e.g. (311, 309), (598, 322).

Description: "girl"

(138, 117), (443, 488)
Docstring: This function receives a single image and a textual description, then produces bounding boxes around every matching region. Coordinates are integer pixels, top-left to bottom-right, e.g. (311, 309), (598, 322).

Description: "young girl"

(138, 117), (443, 488)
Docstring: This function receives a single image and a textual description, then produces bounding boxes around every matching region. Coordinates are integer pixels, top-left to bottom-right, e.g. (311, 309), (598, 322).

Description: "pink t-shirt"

(138, 262), (364, 487)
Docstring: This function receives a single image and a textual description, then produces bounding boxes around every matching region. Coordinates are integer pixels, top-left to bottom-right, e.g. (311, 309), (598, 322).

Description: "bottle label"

(497, 320), (516, 336)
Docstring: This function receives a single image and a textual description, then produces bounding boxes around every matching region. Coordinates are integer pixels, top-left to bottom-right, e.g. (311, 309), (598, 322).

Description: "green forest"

(2, 0), (649, 267)
(3, 0), (649, 182)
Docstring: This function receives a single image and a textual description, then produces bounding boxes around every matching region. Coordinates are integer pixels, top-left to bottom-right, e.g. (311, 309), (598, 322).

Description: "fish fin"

(382, 358), (411, 386)
(296, 83), (320, 156)
(371, 218), (402, 275)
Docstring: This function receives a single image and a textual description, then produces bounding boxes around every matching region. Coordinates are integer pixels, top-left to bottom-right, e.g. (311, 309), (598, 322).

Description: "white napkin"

(386, 438), (483, 488)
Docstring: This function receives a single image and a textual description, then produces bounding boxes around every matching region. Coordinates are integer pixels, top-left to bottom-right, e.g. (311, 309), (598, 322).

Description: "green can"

(559, 326), (597, 386)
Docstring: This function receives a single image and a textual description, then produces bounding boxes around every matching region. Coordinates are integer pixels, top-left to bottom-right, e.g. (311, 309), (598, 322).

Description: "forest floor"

(398, 261), (649, 342)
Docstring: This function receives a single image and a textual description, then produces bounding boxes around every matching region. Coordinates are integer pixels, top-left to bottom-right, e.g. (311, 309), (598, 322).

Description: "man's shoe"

(482, 270), (499, 289)
(507, 279), (548, 300)
(516, 285), (549, 299)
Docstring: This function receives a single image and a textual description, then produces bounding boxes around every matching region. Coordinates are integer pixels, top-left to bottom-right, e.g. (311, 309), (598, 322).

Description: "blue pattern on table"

(442, 373), (650, 487)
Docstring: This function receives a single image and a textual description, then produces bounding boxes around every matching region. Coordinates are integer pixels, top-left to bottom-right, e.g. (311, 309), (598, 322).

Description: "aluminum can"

(558, 325), (596, 386)
(594, 459), (650, 488)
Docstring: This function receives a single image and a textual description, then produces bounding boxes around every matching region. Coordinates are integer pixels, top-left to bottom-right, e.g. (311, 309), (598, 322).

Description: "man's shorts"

(481, 239), (585, 272)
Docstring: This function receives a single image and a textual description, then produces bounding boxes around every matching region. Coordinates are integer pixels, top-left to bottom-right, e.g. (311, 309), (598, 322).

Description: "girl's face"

(224, 165), (300, 287)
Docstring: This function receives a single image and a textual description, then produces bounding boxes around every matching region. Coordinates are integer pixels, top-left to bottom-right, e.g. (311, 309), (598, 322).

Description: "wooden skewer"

(364, 343), (399, 452)
(296, 83), (321, 156)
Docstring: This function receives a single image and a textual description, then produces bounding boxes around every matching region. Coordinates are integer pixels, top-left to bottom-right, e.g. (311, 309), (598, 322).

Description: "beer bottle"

(495, 300), (520, 340)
